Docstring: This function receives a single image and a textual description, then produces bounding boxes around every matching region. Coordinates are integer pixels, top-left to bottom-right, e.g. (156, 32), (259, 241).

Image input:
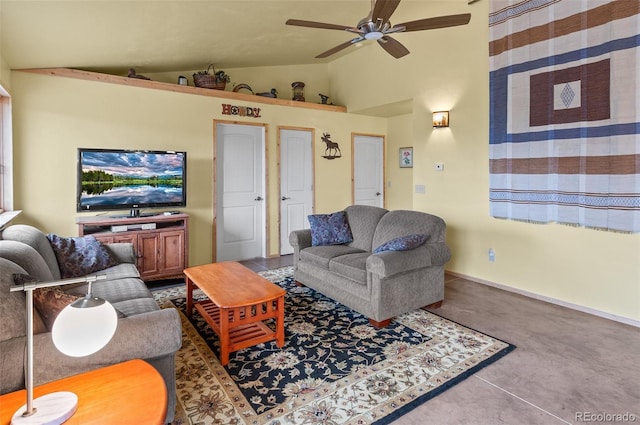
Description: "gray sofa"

(0, 224), (181, 424)
(289, 205), (451, 327)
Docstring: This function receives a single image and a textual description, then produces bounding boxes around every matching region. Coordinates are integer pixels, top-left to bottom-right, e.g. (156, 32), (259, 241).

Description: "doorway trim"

(212, 119), (270, 262)
(277, 125), (316, 255)
(351, 132), (387, 208)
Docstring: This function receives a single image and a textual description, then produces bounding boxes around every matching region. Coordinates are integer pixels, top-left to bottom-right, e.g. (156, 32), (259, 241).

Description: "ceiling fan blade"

(371, 0), (402, 23)
(316, 38), (364, 58)
(394, 13), (471, 32)
(378, 36), (409, 59)
(286, 19), (352, 31)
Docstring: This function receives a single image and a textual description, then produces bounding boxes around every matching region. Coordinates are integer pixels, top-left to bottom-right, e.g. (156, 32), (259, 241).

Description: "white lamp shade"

(52, 298), (118, 357)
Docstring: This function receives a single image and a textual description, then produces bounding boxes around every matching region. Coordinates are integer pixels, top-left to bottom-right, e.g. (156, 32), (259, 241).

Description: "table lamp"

(9, 274), (117, 425)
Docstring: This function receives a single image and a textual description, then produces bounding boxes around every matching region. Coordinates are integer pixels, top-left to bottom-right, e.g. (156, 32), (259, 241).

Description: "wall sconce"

(433, 111), (449, 128)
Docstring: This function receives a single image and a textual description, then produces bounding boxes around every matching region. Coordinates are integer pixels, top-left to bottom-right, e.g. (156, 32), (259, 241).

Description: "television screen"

(77, 148), (187, 215)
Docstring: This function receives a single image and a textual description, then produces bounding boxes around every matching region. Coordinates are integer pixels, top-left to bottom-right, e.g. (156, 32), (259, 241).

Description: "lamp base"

(11, 391), (78, 425)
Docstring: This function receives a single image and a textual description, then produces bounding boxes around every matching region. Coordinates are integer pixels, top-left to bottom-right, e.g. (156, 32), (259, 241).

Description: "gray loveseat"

(289, 205), (451, 327)
(0, 224), (181, 423)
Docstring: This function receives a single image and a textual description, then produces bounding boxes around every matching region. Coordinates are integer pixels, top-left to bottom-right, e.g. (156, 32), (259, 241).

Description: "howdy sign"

(221, 104), (262, 118)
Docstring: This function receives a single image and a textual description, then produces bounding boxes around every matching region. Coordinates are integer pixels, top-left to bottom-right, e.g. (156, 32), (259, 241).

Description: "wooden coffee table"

(0, 359), (167, 425)
(184, 261), (286, 366)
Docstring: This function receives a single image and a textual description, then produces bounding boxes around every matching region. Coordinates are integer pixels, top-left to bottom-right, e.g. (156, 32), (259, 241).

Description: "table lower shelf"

(194, 299), (282, 363)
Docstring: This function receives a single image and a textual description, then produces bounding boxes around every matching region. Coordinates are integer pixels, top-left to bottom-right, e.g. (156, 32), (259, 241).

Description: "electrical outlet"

(435, 162), (444, 171)
(488, 248), (495, 262)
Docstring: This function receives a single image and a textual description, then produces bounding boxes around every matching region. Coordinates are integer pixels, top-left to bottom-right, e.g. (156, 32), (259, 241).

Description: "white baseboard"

(445, 271), (640, 329)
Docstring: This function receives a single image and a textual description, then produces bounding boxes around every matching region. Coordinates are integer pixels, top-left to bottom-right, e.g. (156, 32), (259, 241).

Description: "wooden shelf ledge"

(18, 68), (347, 113)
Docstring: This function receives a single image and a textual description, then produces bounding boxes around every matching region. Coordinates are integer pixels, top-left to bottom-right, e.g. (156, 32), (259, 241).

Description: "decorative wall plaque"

(321, 133), (342, 159)
(221, 104), (262, 118)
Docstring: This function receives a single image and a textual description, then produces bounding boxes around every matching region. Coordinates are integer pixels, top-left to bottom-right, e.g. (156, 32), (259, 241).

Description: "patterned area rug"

(153, 267), (515, 425)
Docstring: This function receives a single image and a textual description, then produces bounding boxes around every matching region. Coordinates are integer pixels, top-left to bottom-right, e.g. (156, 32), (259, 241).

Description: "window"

(0, 83), (13, 214)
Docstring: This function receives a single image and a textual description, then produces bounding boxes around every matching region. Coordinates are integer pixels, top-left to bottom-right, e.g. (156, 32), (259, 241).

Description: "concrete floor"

(239, 256), (640, 425)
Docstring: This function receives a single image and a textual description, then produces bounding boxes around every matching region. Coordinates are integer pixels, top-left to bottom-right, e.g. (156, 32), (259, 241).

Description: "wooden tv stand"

(77, 213), (188, 282)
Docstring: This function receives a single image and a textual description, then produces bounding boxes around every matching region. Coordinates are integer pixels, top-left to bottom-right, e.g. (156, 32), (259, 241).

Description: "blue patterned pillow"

(373, 234), (429, 254)
(308, 211), (354, 246)
(47, 234), (118, 278)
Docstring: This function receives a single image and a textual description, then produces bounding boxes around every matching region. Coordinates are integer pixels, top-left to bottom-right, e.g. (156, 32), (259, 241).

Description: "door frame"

(277, 125), (316, 255)
(351, 132), (387, 207)
(212, 119), (269, 262)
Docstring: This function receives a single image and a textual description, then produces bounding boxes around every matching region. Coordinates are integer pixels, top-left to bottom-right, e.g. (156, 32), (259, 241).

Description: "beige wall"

(385, 114), (413, 210)
(0, 48), (10, 89)
(0, 0), (8, 86)
(0, 0), (8, 89)
(329, 1), (640, 323)
(147, 64), (330, 106)
(10, 70), (385, 268)
(7, 0), (639, 324)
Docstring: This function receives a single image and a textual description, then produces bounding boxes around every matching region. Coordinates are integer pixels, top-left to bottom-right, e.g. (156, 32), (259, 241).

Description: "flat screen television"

(77, 148), (187, 217)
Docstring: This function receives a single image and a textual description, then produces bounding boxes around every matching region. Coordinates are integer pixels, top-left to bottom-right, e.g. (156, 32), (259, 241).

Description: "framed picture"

(399, 147), (413, 168)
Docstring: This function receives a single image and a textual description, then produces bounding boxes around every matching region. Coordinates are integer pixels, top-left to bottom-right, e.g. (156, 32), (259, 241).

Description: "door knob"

(254, 196), (264, 201)
(281, 196), (291, 201)
(376, 192), (381, 196)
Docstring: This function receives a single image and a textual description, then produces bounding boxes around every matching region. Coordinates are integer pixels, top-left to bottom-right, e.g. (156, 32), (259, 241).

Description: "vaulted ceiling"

(1, 0), (475, 74)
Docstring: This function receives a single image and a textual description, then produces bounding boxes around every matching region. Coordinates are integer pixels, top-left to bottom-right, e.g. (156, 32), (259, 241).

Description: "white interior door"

(215, 123), (266, 261)
(353, 135), (384, 207)
(280, 129), (313, 255)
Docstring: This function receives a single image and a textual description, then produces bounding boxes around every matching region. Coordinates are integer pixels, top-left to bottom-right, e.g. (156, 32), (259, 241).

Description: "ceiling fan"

(286, 0), (471, 59)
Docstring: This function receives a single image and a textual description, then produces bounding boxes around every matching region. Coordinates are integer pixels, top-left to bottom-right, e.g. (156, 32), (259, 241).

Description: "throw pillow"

(12, 273), (48, 335)
(13, 274), (125, 332)
(47, 234), (118, 279)
(32, 286), (82, 331)
(373, 234), (429, 254)
(308, 211), (354, 246)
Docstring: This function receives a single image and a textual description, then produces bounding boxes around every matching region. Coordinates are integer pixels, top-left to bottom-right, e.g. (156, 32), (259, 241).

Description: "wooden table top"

(184, 261), (285, 307)
(0, 359), (167, 425)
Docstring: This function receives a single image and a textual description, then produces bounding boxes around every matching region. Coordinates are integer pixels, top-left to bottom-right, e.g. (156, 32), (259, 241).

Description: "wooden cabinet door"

(112, 234), (138, 254)
(94, 235), (115, 244)
(112, 234), (139, 267)
(137, 233), (161, 280)
(158, 230), (185, 276)
(113, 234), (137, 246)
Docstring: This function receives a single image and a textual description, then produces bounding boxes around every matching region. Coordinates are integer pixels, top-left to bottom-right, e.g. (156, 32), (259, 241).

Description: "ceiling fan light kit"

(364, 31), (384, 40)
(286, 0), (471, 59)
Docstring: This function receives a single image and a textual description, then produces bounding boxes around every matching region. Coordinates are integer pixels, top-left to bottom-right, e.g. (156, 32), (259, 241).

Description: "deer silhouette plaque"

(321, 132), (342, 159)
